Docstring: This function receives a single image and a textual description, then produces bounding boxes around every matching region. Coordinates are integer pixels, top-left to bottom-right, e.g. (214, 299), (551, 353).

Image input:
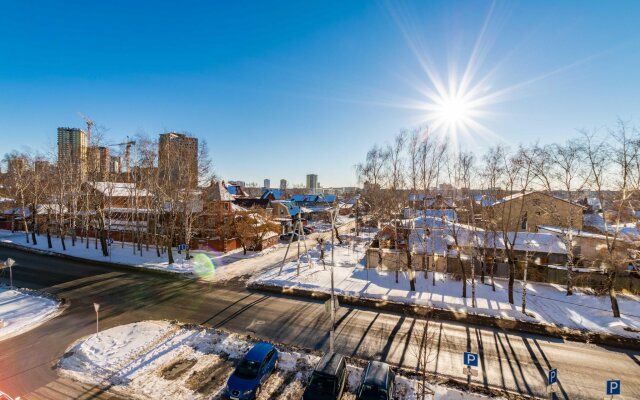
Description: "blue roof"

(245, 342), (275, 362)
(227, 186), (238, 195)
(261, 189), (285, 200)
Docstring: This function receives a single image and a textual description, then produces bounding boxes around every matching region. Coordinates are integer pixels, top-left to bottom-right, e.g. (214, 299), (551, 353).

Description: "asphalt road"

(0, 246), (639, 400)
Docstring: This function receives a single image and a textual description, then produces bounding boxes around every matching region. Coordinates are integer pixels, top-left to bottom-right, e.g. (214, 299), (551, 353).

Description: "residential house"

(487, 191), (584, 232)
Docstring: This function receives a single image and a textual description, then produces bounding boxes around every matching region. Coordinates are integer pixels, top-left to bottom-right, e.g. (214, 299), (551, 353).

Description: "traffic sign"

(107, 238), (114, 246)
(5, 258), (15, 268)
(94, 303), (100, 313)
(548, 368), (558, 385)
(178, 244), (188, 251)
(606, 380), (620, 395)
(464, 352), (478, 367)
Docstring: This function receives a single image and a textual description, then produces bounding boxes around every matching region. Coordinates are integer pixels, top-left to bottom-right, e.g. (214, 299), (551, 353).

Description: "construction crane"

(107, 139), (136, 176)
(77, 112), (94, 143)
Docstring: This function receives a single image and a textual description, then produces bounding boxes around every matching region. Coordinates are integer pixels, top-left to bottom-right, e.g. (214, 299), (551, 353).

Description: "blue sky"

(1, 1), (639, 187)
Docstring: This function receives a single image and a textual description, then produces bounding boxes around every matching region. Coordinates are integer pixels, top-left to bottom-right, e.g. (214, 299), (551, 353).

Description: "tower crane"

(77, 112), (94, 143)
(106, 138), (136, 176)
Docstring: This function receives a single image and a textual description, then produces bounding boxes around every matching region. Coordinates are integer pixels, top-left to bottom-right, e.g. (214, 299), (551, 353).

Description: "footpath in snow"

(250, 233), (640, 340)
(59, 320), (499, 400)
(0, 286), (62, 341)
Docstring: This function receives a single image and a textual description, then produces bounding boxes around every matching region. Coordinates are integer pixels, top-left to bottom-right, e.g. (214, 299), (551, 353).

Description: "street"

(1, 246), (639, 400)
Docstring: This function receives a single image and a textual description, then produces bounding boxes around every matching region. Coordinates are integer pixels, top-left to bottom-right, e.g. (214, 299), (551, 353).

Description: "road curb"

(0, 241), (195, 280)
(248, 282), (640, 351)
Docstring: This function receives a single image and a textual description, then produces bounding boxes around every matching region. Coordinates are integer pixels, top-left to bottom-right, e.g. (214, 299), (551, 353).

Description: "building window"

(521, 212), (528, 230)
(223, 203), (229, 210)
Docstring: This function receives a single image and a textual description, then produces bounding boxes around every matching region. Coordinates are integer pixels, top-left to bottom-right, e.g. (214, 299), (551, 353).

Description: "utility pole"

(522, 247), (529, 314)
(330, 260), (336, 353)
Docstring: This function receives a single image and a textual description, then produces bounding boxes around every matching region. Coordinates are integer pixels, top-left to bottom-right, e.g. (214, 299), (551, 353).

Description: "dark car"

(226, 342), (279, 400)
(356, 361), (395, 400)
(279, 232), (300, 242)
(302, 352), (348, 400)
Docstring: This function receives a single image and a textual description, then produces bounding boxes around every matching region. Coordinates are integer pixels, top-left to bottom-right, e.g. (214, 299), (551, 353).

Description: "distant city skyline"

(1, 1), (640, 186)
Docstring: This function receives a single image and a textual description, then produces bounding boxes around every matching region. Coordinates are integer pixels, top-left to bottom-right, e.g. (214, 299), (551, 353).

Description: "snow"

(0, 286), (62, 341)
(0, 222), (352, 283)
(0, 229), (291, 280)
(59, 320), (499, 400)
(251, 234), (640, 339)
(583, 213), (639, 241)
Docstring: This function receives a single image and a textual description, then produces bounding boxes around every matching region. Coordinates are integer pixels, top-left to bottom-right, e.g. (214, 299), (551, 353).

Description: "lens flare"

(192, 253), (215, 279)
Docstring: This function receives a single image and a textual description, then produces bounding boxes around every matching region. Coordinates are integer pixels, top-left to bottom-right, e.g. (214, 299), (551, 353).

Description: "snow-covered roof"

(492, 191), (585, 208)
(537, 225), (610, 240)
(207, 181), (234, 202)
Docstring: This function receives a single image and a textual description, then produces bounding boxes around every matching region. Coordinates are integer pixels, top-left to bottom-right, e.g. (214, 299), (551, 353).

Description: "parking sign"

(606, 380), (621, 395)
(464, 352), (478, 367)
(548, 368), (557, 385)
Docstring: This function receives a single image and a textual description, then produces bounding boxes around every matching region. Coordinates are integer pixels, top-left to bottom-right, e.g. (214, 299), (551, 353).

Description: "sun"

(437, 95), (471, 126)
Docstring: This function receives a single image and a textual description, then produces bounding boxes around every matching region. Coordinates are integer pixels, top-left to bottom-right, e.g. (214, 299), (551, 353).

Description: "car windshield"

(360, 384), (387, 400)
(235, 359), (260, 379)
(308, 374), (336, 393)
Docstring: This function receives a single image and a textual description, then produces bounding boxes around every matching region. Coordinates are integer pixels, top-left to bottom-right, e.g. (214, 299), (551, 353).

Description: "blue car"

(226, 342), (279, 400)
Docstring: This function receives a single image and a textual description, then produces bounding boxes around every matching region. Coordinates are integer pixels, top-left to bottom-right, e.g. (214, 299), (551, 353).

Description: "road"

(0, 245), (639, 400)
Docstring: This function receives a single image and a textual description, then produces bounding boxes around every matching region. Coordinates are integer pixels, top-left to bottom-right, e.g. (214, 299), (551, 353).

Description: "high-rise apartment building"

(87, 146), (110, 180)
(57, 127), (87, 179)
(306, 174), (318, 193)
(263, 179), (270, 189)
(279, 179), (287, 191)
(158, 132), (198, 188)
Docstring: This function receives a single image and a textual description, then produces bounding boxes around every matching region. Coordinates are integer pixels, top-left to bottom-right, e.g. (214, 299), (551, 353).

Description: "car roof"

(244, 342), (274, 362)
(363, 361), (390, 387)
(314, 352), (344, 375)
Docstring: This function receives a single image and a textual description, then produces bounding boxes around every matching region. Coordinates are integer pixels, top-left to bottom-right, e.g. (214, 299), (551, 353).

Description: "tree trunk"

(608, 270), (621, 318)
(458, 255), (467, 298)
(167, 236), (175, 264)
(508, 260), (515, 304)
(334, 226), (343, 244)
(566, 262), (574, 296)
(407, 250), (416, 291)
(31, 221), (37, 245)
(46, 222), (52, 249)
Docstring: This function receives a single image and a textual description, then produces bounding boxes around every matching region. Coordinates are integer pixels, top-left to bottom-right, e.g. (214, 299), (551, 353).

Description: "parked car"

(279, 232), (300, 242)
(226, 342), (279, 400)
(302, 352), (348, 400)
(356, 361), (395, 400)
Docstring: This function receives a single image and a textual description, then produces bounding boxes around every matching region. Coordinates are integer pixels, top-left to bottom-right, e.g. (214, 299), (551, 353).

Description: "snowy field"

(251, 235), (640, 340)
(59, 320), (497, 400)
(0, 286), (62, 341)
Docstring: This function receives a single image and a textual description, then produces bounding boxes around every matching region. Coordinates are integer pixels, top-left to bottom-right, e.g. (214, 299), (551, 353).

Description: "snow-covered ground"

(59, 320), (497, 400)
(251, 234), (640, 339)
(0, 286), (62, 341)
(0, 222), (353, 283)
(0, 230), (284, 281)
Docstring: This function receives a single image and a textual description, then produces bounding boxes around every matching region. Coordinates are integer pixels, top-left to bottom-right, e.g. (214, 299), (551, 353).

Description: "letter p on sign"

(606, 380), (621, 395)
(464, 352), (478, 367)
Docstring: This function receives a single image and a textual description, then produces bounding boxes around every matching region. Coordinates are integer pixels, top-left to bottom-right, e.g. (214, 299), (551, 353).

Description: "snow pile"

(251, 238), (640, 339)
(0, 286), (62, 341)
(59, 320), (498, 400)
